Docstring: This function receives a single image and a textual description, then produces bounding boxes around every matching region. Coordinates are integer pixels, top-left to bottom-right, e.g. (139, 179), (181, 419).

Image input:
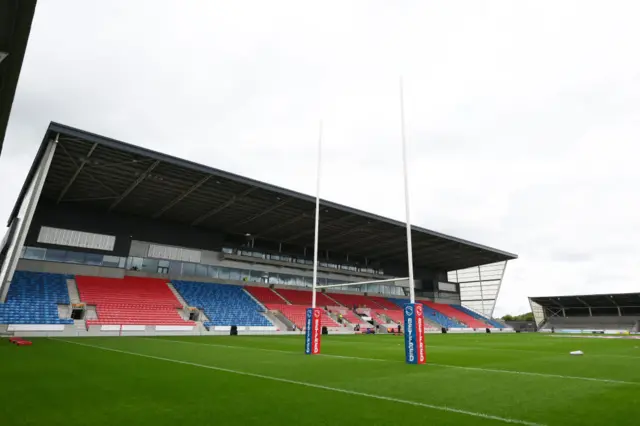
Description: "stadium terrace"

(0, 122), (517, 335)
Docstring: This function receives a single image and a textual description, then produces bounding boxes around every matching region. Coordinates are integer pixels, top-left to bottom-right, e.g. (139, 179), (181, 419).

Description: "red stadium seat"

(273, 288), (336, 306)
(76, 276), (194, 326)
(245, 286), (288, 305)
(265, 304), (340, 329)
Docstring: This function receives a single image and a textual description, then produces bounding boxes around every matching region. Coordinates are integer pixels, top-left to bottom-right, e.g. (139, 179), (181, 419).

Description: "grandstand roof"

(0, 0), (37, 156)
(10, 122), (518, 271)
(530, 293), (640, 308)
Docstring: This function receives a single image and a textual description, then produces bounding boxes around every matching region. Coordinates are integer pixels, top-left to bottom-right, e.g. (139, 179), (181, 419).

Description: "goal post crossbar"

(315, 277), (409, 290)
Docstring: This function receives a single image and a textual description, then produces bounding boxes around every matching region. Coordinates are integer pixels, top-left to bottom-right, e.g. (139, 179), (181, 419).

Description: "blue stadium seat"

(172, 281), (273, 327)
(386, 298), (465, 328)
(451, 304), (505, 328)
(0, 271), (74, 324)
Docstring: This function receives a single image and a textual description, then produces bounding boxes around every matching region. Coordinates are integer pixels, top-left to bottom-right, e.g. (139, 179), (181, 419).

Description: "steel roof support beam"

(328, 230), (398, 252)
(361, 238), (453, 258)
(153, 175), (211, 219)
(108, 160), (160, 211)
(280, 214), (356, 243)
(232, 198), (291, 227)
(192, 187), (256, 226)
(56, 142), (98, 203)
(254, 212), (310, 238)
(56, 141), (119, 197)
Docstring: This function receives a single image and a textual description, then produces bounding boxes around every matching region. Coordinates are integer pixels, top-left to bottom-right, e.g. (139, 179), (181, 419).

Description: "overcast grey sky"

(2, 0), (639, 316)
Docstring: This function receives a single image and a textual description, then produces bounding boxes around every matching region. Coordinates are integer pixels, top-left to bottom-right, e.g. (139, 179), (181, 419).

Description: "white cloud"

(2, 0), (639, 316)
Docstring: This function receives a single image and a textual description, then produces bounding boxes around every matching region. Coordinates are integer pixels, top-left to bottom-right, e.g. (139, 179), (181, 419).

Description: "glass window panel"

(248, 270), (262, 283)
(141, 258), (159, 273)
(23, 247), (46, 260)
(182, 262), (196, 277)
(64, 251), (85, 264)
(195, 263), (208, 277)
(45, 249), (67, 262)
(228, 268), (241, 281)
(268, 274), (279, 285)
(85, 253), (103, 266)
(169, 261), (182, 274)
(127, 257), (143, 270)
(118, 257), (126, 268)
(103, 255), (121, 267)
(238, 269), (250, 283)
(218, 267), (230, 280)
(208, 265), (219, 279)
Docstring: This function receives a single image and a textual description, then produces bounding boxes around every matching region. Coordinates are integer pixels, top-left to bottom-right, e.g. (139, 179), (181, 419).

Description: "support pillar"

(0, 136), (58, 302)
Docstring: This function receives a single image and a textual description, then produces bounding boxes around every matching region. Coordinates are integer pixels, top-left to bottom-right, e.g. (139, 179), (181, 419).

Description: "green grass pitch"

(2, 333), (639, 425)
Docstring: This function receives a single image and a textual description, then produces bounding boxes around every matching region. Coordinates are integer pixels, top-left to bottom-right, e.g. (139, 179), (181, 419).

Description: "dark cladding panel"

(26, 201), (224, 257)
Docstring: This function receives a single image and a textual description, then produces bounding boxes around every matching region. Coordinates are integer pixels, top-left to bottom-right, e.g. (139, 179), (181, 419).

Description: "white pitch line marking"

(149, 337), (640, 385)
(53, 338), (544, 426)
(146, 337), (389, 362)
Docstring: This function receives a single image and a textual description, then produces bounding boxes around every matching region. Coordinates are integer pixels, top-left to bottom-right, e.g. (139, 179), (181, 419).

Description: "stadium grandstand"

(530, 293), (640, 334)
(0, 0), (37, 156)
(0, 122), (518, 336)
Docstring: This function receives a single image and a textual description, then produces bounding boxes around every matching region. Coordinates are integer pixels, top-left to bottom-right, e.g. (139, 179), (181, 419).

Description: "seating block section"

(266, 304), (339, 329)
(424, 301), (488, 328)
(388, 298), (464, 328)
(274, 288), (335, 307)
(173, 281), (272, 327)
(245, 286), (287, 305)
(75, 276), (193, 326)
(0, 271), (73, 324)
(452, 304), (503, 328)
(326, 292), (382, 309)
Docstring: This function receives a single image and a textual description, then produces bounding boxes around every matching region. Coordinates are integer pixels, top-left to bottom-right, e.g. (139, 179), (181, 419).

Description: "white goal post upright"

(399, 77), (415, 304)
(311, 120), (323, 310)
(305, 121), (323, 356)
(400, 77), (426, 365)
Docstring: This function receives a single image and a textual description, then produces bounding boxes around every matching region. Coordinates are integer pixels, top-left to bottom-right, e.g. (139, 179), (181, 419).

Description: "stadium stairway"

(423, 301), (488, 328)
(371, 308), (404, 325)
(326, 306), (370, 327)
(451, 304), (504, 328)
(66, 278), (81, 304)
(76, 276), (194, 326)
(264, 304), (340, 329)
(0, 271), (74, 325)
(167, 283), (189, 308)
(172, 281), (273, 329)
